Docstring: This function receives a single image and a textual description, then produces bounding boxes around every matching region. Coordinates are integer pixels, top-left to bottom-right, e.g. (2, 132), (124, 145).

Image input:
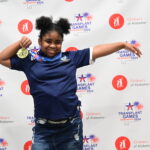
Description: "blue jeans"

(31, 117), (83, 150)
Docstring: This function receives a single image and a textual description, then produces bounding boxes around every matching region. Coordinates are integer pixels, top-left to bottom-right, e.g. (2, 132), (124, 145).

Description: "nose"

(49, 42), (56, 48)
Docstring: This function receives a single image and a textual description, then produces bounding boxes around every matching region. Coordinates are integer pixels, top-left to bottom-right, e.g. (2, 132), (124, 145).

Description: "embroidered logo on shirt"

(60, 56), (70, 63)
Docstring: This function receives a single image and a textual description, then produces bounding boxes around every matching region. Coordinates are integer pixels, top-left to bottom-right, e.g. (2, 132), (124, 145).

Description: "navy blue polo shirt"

(10, 48), (93, 120)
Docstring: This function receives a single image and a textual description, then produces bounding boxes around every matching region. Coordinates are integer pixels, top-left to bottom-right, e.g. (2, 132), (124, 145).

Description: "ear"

(38, 38), (42, 46)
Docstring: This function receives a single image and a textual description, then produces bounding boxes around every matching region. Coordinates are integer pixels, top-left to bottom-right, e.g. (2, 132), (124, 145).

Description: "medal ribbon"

(30, 48), (62, 62)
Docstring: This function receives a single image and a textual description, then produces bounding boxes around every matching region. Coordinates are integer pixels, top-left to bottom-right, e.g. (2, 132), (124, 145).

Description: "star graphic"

(78, 74), (86, 82)
(126, 102), (134, 110)
(83, 136), (89, 143)
(32, 46), (39, 53)
(76, 14), (83, 21)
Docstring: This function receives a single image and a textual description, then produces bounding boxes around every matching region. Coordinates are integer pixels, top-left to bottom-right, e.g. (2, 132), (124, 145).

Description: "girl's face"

(38, 31), (63, 58)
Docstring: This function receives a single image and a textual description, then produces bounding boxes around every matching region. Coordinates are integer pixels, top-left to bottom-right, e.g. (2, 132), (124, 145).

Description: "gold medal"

(17, 48), (29, 58)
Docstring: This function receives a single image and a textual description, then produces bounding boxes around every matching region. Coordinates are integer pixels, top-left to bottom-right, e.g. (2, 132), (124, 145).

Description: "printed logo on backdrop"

(112, 75), (128, 91)
(134, 140), (150, 149)
(23, 0), (44, 9)
(70, 12), (93, 33)
(0, 79), (5, 97)
(109, 14), (147, 28)
(0, 116), (14, 124)
(116, 40), (141, 64)
(24, 141), (32, 150)
(113, 75), (150, 89)
(27, 116), (35, 126)
(83, 112), (105, 120)
(83, 135), (99, 150)
(115, 136), (131, 150)
(21, 80), (30, 95)
(18, 19), (33, 34)
(127, 17), (147, 25)
(77, 73), (96, 97)
(130, 78), (150, 87)
(109, 13), (124, 29)
(0, 138), (8, 150)
(118, 101), (143, 125)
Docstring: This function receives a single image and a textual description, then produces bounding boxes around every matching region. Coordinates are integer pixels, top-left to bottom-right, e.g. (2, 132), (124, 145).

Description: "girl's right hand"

(19, 36), (32, 48)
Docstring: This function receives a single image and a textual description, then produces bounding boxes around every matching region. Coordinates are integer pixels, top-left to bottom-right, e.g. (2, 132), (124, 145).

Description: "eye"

(55, 40), (62, 45)
(45, 40), (52, 44)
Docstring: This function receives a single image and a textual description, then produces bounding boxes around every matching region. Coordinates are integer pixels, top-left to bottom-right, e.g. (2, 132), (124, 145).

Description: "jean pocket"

(71, 118), (83, 141)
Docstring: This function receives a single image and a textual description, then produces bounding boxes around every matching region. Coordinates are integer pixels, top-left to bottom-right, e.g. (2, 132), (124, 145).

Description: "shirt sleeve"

(69, 47), (94, 68)
(10, 55), (30, 71)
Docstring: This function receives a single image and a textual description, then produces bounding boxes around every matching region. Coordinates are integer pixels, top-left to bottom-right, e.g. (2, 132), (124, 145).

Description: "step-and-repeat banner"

(0, 0), (150, 150)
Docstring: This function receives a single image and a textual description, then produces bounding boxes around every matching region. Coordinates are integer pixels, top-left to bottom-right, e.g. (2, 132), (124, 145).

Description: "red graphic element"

(21, 80), (30, 95)
(109, 14), (124, 29)
(0, 139), (8, 147)
(88, 76), (96, 82)
(80, 111), (83, 119)
(87, 15), (93, 21)
(92, 137), (99, 143)
(24, 141), (32, 150)
(2, 140), (8, 147)
(65, 47), (78, 51)
(130, 40), (141, 48)
(115, 136), (131, 150)
(112, 75), (128, 91)
(133, 42), (140, 48)
(137, 104), (143, 110)
(0, 80), (5, 86)
(18, 19), (33, 34)
(65, 0), (74, 2)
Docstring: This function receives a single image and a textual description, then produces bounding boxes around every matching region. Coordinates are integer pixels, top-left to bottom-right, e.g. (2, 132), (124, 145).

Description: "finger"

(125, 43), (142, 57)
(19, 42), (23, 48)
(129, 45), (138, 54)
(21, 39), (32, 48)
(20, 37), (28, 48)
(127, 44), (141, 57)
(132, 47), (142, 57)
(133, 46), (142, 55)
(24, 41), (32, 48)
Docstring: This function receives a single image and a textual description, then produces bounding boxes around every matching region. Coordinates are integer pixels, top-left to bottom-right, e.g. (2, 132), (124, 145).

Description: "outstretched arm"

(92, 42), (142, 60)
(0, 36), (32, 68)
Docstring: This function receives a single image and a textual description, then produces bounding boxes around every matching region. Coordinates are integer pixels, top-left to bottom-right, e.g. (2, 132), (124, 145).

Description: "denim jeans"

(31, 117), (83, 150)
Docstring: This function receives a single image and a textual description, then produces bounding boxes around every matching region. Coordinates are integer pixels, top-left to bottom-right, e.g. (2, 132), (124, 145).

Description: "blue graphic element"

(134, 101), (140, 106)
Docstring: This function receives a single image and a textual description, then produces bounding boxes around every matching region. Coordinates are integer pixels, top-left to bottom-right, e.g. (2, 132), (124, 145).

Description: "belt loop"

(36, 118), (47, 125)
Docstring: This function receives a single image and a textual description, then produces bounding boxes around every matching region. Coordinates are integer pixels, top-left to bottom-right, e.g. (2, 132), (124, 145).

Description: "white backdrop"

(0, 0), (150, 150)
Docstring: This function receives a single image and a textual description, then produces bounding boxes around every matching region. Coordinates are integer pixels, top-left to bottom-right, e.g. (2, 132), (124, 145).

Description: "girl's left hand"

(123, 42), (142, 57)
